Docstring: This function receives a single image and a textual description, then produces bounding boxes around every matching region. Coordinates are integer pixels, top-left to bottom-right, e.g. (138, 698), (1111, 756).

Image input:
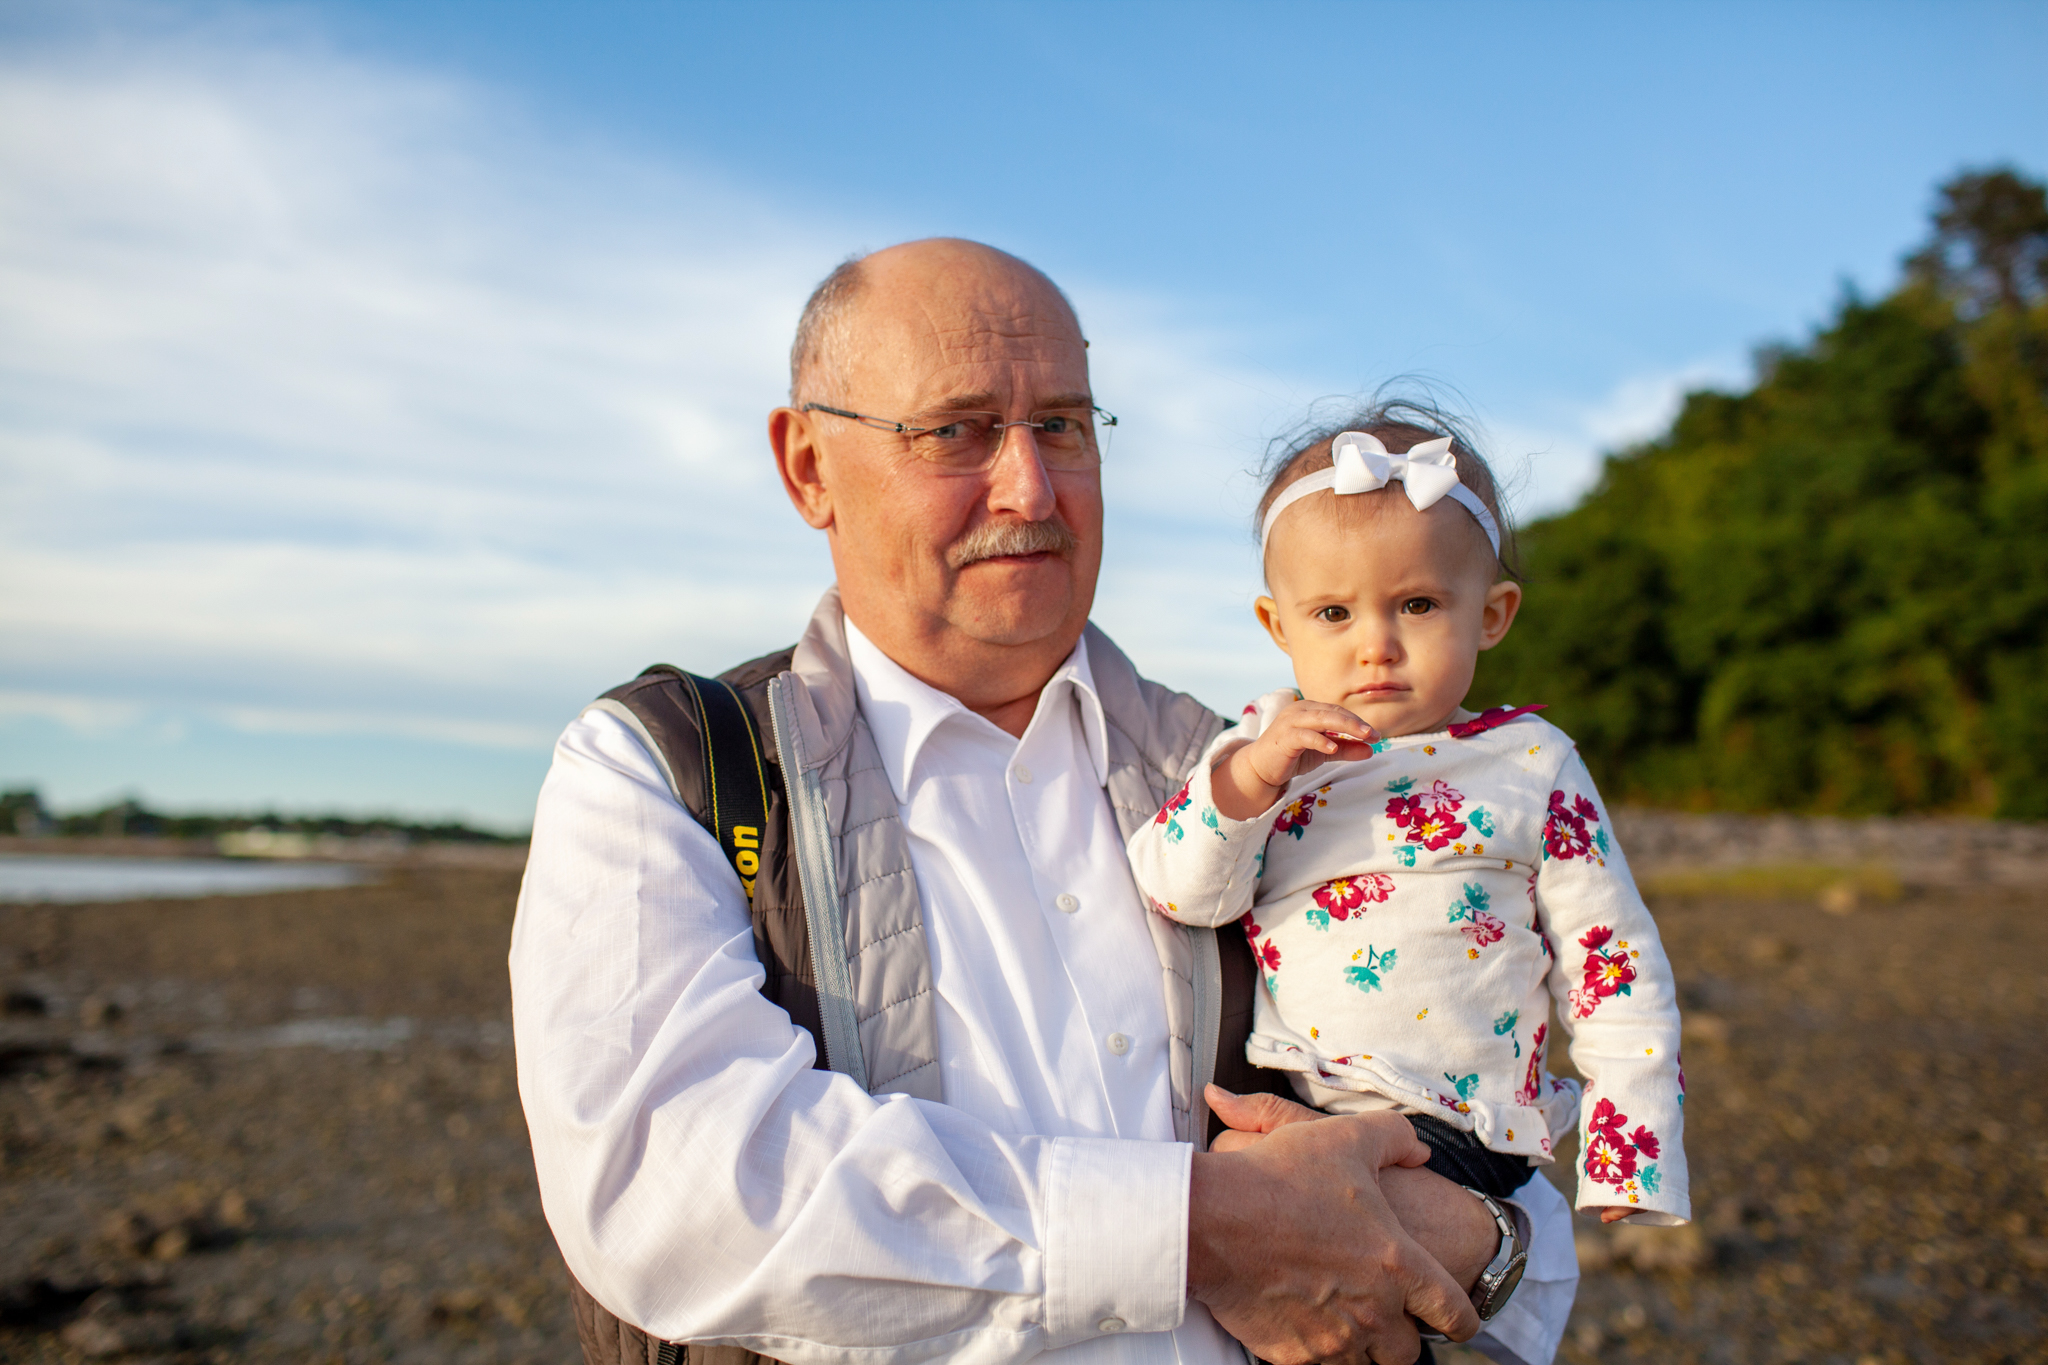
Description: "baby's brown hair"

(1256, 394), (1519, 580)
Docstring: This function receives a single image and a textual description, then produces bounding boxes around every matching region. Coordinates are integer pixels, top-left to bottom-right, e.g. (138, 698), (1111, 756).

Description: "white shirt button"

(1055, 893), (1080, 914)
(1097, 1317), (1125, 1334)
(1013, 764), (1033, 784)
(1106, 1032), (1130, 1056)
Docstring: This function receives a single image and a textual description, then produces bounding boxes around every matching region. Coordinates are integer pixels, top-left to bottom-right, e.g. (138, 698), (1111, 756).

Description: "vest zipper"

(766, 674), (871, 1092)
(1188, 925), (1222, 1151)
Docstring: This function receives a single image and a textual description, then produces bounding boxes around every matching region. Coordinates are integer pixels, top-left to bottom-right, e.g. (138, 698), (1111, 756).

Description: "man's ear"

(1254, 596), (1293, 657)
(1478, 580), (1523, 650)
(769, 406), (835, 531)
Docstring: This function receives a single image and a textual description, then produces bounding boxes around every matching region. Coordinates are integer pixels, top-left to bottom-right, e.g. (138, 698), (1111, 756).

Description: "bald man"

(511, 240), (1575, 1365)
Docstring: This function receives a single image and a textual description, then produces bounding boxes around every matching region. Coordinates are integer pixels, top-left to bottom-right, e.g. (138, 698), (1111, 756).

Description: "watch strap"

(1460, 1186), (1527, 1321)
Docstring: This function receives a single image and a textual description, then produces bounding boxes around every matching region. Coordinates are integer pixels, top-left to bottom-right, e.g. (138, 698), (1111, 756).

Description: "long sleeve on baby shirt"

(1529, 751), (1689, 1223)
(1124, 724), (1280, 929)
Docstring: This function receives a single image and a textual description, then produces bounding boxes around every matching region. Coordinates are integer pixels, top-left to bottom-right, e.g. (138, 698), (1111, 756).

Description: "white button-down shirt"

(848, 621), (1240, 1364)
(512, 624), (1575, 1365)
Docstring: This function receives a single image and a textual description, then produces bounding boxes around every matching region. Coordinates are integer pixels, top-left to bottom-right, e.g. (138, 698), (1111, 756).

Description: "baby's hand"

(1596, 1207), (1633, 1224)
(1212, 699), (1378, 820)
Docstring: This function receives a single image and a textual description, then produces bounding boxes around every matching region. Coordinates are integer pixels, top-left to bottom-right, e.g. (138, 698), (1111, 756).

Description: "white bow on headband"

(1259, 431), (1502, 557)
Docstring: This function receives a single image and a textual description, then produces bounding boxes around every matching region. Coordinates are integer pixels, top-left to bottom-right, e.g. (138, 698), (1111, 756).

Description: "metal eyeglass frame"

(799, 402), (1118, 455)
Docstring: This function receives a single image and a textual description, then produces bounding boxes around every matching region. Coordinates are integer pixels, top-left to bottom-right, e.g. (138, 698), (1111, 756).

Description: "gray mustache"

(948, 518), (1079, 569)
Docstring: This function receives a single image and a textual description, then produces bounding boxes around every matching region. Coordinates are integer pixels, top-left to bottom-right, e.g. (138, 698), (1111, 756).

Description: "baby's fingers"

(1293, 701), (1378, 745)
(1279, 708), (1379, 762)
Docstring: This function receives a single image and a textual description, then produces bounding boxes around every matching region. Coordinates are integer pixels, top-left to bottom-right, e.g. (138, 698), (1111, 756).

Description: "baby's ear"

(1478, 580), (1523, 649)
(1253, 596), (1292, 654)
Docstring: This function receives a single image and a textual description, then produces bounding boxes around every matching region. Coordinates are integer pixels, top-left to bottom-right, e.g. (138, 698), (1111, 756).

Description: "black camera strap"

(661, 667), (772, 904)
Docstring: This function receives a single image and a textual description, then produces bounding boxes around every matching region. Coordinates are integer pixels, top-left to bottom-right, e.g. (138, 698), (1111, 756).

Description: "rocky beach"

(3, 815), (2045, 1364)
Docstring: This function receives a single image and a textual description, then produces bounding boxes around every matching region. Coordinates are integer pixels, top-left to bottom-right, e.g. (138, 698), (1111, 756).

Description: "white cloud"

(0, 690), (146, 736)
(0, 15), (1311, 804)
(0, 22), (850, 760)
(0, 12), (1734, 819)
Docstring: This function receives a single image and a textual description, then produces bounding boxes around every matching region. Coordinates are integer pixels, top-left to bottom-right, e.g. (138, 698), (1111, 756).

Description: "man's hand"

(1212, 700), (1379, 820)
(1206, 1088), (1502, 1291)
(1188, 1089), (1483, 1363)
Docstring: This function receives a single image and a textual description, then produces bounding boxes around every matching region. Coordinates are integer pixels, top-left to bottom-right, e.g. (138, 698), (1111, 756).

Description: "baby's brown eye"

(1401, 598), (1436, 615)
(1316, 605), (1350, 623)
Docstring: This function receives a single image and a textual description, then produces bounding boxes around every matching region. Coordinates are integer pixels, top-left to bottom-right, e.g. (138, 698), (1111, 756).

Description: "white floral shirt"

(1127, 691), (1690, 1223)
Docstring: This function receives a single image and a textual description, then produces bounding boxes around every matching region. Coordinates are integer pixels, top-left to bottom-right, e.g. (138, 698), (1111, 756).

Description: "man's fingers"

(1206, 1084), (1321, 1136)
(1338, 1110), (1433, 1169)
(1208, 1129), (1263, 1154)
(1401, 1246), (1484, 1343)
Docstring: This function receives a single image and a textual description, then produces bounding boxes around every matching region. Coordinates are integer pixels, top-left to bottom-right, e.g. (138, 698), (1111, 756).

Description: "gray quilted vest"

(560, 590), (1279, 1364)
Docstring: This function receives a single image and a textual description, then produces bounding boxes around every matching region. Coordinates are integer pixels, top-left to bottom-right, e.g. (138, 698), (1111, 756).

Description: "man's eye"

(1315, 606), (1350, 623)
(1401, 598), (1436, 615)
(927, 422), (968, 440)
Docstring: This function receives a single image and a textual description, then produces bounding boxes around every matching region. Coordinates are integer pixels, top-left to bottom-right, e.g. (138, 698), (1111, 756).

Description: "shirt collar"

(844, 618), (1110, 802)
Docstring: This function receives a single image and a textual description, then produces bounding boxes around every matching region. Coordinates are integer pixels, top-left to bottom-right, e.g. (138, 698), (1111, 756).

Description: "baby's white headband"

(1258, 431), (1502, 558)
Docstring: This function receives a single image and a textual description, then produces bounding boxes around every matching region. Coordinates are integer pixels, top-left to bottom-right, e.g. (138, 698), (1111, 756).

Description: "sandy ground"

(3, 843), (2045, 1364)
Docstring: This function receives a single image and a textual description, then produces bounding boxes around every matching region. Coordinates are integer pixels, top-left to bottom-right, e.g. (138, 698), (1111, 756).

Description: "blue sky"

(3, 0), (2044, 830)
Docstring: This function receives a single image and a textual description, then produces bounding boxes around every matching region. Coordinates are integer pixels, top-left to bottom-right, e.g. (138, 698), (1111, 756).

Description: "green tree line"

(0, 787), (521, 844)
(1471, 168), (2048, 818)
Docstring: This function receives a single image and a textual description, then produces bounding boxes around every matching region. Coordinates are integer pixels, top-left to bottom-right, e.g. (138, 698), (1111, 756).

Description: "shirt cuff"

(1042, 1137), (1189, 1347)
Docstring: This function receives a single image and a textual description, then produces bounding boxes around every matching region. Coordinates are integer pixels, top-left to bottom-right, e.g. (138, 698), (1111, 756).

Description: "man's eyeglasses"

(801, 403), (1117, 474)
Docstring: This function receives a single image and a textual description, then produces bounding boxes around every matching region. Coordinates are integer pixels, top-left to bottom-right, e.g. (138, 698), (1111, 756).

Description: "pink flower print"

(1385, 792), (1428, 829)
(1568, 926), (1634, 1018)
(1584, 945), (1637, 999)
(1542, 788), (1602, 862)
(1241, 912), (1280, 973)
(1460, 910), (1506, 948)
(1582, 1100), (1664, 1199)
(1312, 873), (1393, 921)
(1273, 785), (1330, 840)
(1584, 1127), (1638, 1188)
(1545, 809), (1590, 860)
(1389, 781), (1466, 850)
(1515, 1022), (1548, 1105)
(1156, 782), (1199, 843)
(1423, 779), (1464, 811)
(1410, 810), (1468, 851)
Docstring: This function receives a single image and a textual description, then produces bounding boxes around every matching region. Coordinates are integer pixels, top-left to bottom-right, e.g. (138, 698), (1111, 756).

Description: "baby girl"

(1130, 406), (1690, 1253)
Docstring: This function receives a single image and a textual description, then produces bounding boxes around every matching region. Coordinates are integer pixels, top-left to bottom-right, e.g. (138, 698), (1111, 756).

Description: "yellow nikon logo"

(732, 825), (760, 896)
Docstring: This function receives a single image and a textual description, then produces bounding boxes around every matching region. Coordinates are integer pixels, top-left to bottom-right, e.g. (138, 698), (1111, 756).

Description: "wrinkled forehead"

(847, 264), (1090, 409)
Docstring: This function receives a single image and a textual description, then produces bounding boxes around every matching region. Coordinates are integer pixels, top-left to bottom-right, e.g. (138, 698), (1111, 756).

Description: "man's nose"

(983, 423), (1057, 521)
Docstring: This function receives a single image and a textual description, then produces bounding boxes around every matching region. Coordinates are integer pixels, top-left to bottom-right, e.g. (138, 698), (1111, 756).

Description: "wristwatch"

(1462, 1187), (1528, 1321)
